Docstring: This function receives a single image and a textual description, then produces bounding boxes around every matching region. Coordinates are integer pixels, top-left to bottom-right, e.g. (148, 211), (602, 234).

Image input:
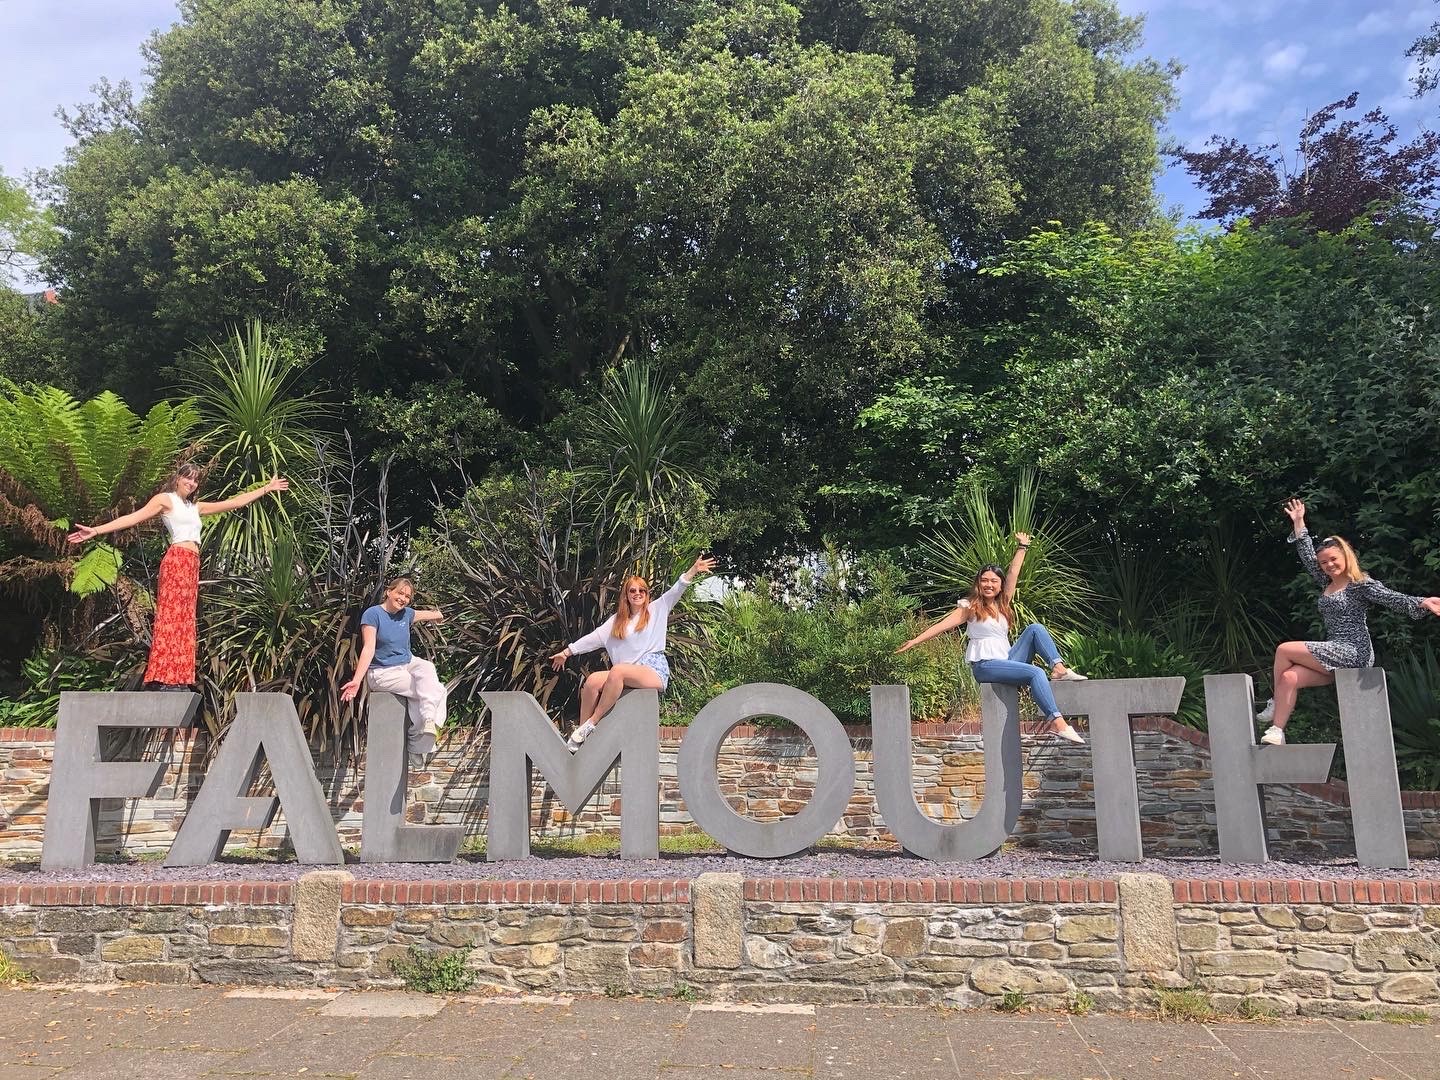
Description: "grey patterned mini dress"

(1290, 530), (1427, 670)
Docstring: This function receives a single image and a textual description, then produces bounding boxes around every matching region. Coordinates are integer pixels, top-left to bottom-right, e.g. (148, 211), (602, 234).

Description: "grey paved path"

(0, 985), (1437, 1080)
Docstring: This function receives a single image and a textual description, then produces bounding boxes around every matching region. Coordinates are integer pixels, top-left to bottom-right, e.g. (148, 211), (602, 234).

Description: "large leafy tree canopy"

(37, 0), (1176, 555)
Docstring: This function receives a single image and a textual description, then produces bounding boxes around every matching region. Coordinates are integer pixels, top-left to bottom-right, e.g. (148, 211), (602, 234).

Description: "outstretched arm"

(198, 476), (288, 515)
(412, 609), (444, 624)
(1283, 499), (1328, 587)
(1354, 579), (1438, 620)
(652, 554), (718, 617)
(66, 493), (170, 544)
(340, 625), (378, 701)
(551, 616), (616, 670)
(896, 603), (969, 653)
(1002, 532), (1030, 604)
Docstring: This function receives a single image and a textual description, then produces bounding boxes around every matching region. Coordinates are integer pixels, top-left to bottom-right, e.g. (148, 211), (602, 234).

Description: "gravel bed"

(2, 849), (1437, 884)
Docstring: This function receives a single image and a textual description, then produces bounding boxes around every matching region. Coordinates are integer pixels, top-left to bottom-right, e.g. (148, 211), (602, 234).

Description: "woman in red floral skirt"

(67, 466), (288, 688)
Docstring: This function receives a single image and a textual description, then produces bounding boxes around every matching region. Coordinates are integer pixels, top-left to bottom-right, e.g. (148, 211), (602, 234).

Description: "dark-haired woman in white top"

(67, 465), (288, 688)
(897, 532), (1087, 743)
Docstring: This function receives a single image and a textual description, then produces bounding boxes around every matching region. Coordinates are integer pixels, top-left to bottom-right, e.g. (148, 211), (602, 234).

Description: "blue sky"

(1, 0), (1436, 227)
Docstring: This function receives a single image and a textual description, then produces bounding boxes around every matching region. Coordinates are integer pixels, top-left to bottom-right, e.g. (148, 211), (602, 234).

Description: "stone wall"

(3, 720), (1440, 861)
(2, 874), (1437, 1016)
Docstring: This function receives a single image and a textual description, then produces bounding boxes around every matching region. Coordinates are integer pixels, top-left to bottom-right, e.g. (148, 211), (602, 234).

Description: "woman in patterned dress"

(1256, 498), (1440, 745)
(67, 465), (289, 689)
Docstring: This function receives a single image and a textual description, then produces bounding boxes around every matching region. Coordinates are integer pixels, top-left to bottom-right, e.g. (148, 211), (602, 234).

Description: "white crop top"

(161, 492), (202, 545)
(964, 609), (1010, 662)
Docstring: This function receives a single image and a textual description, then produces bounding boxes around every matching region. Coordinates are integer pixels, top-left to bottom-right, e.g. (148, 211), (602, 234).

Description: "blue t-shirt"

(361, 605), (415, 667)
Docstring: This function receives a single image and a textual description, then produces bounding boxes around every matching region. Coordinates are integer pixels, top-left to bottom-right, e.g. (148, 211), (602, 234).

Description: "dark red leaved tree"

(1173, 93), (1440, 232)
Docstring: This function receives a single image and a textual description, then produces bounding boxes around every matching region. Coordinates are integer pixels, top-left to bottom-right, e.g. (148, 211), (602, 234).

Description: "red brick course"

(2, 875), (1436, 908)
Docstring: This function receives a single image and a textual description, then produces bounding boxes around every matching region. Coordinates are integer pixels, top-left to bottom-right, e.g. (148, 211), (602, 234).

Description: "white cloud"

(1194, 62), (1270, 121)
(1356, 5), (1435, 37)
(1263, 43), (1308, 76)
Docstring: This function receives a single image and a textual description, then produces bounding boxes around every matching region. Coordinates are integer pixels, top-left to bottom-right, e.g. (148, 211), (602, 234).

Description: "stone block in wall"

(100, 936), (164, 963)
(694, 873), (743, 969)
(969, 958), (1069, 995)
(1377, 974), (1440, 1004)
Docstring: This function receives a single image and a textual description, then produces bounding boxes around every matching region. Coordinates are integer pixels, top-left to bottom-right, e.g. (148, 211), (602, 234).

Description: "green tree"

(36, 0), (1176, 557)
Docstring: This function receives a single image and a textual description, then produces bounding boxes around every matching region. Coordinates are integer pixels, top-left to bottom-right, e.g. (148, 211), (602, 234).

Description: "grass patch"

(996, 990), (1028, 1013)
(1157, 989), (1216, 1022)
(461, 829), (723, 858)
(0, 950), (35, 985)
(1067, 990), (1094, 1016)
(604, 982), (627, 998)
(389, 946), (477, 994)
(1358, 1009), (1432, 1025)
(1235, 997), (1277, 1021)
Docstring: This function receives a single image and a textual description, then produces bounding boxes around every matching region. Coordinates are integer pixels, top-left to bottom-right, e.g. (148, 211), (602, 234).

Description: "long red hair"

(612, 575), (652, 639)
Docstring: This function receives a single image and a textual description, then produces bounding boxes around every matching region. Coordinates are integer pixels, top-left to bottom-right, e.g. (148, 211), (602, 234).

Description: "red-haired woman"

(550, 554), (716, 750)
(1255, 499), (1440, 745)
(67, 466), (289, 689)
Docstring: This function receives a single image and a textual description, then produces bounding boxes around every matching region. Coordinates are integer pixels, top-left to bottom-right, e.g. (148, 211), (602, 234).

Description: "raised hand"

(1283, 498), (1306, 527)
(66, 524), (98, 545)
(266, 476), (290, 494)
(689, 554), (717, 578)
(1014, 531), (1032, 547)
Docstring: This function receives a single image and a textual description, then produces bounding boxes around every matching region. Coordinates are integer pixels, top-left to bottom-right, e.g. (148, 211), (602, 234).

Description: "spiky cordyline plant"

(910, 470), (1096, 634)
(422, 455), (715, 723)
(183, 319), (332, 565)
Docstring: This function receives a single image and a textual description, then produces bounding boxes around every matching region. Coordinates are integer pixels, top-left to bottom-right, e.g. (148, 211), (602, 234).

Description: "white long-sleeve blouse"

(567, 574), (695, 664)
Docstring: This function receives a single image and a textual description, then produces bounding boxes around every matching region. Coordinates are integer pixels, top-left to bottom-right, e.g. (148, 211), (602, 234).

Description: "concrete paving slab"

(220, 1016), (425, 1075)
(1377, 1053), (1437, 1080)
(943, 1016), (1108, 1079)
(356, 1055), (490, 1080)
(1206, 1027), (1399, 1079)
(320, 992), (446, 1018)
(0, 1066), (65, 1080)
(50, 1047), (247, 1080)
(665, 1009), (817, 1071)
(813, 1007), (959, 1080)
(1324, 1019), (1440, 1055)
(225, 987), (338, 1001)
(1070, 1014), (1255, 1079)
(660, 1070), (814, 1079)
(116, 998), (313, 1051)
(500, 998), (690, 1080)
(693, 1003), (816, 1015)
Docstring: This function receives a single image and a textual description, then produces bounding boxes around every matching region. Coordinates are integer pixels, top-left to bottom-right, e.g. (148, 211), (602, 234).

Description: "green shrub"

(665, 552), (975, 725)
(389, 946), (477, 993)
(1389, 645), (1440, 790)
(1057, 629), (1208, 726)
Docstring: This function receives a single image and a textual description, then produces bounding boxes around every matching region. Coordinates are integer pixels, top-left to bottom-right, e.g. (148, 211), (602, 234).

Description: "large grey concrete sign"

(165, 694), (344, 866)
(678, 683), (856, 858)
(41, 691), (200, 869)
(39, 669), (1416, 868)
(483, 688), (659, 860)
(361, 692), (464, 864)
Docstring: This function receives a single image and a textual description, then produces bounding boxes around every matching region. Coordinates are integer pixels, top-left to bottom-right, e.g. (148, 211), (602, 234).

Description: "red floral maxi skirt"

(144, 544), (200, 686)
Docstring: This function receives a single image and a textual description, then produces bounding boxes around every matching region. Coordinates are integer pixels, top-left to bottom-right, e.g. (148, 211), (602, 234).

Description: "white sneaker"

(1051, 668), (1088, 682)
(567, 721), (595, 751)
(1260, 725), (1286, 746)
(1255, 698), (1275, 723)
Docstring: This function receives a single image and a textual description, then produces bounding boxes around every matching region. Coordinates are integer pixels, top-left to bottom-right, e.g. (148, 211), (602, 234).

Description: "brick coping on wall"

(5, 876), (1440, 908)
(7, 714), (1439, 808)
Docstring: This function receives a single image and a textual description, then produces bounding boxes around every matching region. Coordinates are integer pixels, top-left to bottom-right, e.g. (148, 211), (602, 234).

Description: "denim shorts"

(637, 651), (671, 690)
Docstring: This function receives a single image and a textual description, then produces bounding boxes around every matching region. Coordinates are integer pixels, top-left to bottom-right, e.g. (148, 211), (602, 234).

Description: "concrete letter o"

(677, 683), (855, 858)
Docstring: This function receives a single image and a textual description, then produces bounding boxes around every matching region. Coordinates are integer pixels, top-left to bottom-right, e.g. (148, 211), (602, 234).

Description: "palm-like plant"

(184, 319), (331, 562)
(1389, 645), (1440, 790)
(0, 381), (200, 596)
(910, 470), (1096, 634)
(582, 358), (700, 554)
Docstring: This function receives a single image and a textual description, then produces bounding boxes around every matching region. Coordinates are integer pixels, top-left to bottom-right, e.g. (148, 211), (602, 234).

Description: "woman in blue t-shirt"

(340, 577), (446, 760)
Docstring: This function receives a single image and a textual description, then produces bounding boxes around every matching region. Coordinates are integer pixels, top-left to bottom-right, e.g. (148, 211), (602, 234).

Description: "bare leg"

(583, 663), (665, 727)
(1271, 641), (1334, 729)
(579, 671), (607, 727)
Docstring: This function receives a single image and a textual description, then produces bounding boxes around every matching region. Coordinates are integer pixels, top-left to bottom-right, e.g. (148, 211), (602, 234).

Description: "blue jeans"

(970, 623), (1064, 721)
